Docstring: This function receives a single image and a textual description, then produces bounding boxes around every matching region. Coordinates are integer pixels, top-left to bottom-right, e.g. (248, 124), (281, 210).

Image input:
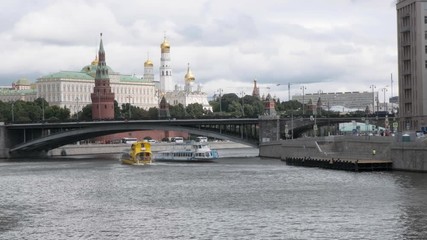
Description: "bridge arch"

(7, 119), (260, 158)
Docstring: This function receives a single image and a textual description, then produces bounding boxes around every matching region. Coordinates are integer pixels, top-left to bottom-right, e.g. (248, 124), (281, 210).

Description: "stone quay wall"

(260, 135), (427, 172)
(0, 125), (9, 159)
(391, 142), (427, 172)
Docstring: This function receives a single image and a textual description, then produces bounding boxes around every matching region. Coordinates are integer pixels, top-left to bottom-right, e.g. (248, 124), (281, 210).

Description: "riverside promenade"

(259, 135), (427, 172)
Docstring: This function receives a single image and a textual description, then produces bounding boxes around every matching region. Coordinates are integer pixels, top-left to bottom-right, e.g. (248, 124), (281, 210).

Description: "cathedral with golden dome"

(158, 36), (212, 111)
(163, 63), (212, 111)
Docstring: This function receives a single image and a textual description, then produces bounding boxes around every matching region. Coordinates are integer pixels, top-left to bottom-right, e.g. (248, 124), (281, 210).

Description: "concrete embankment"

(49, 141), (252, 156)
(260, 135), (427, 172)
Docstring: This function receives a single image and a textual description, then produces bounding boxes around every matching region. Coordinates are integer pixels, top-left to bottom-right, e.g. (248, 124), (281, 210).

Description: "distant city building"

(0, 78), (37, 102)
(396, 0), (427, 130)
(164, 64), (212, 111)
(389, 96), (399, 104)
(252, 79), (260, 99)
(292, 91), (378, 113)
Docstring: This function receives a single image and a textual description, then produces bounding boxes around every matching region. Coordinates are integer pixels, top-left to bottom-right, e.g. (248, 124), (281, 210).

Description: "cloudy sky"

(0, 0), (398, 101)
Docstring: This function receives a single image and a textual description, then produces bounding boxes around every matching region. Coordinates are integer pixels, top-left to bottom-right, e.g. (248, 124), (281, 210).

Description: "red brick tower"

(91, 33), (115, 120)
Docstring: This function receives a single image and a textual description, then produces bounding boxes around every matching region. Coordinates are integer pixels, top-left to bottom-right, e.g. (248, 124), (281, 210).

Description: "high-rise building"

(292, 91), (377, 112)
(396, 0), (427, 131)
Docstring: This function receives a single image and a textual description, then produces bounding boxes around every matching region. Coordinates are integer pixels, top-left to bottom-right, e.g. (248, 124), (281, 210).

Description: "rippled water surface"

(1, 149), (427, 239)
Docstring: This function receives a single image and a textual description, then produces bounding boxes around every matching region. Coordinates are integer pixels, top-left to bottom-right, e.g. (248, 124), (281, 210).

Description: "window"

(425, 16), (427, 24)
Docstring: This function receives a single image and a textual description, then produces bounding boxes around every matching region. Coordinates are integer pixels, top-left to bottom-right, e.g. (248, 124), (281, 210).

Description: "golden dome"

(160, 38), (170, 52)
(91, 55), (99, 65)
(184, 63), (195, 82)
(144, 59), (153, 67)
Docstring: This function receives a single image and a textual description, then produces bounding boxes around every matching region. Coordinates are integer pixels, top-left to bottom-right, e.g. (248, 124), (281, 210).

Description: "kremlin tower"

(159, 36), (173, 93)
(91, 33), (115, 120)
(252, 79), (260, 99)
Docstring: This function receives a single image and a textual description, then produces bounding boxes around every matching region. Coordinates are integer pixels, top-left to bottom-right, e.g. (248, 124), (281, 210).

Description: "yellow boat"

(120, 141), (153, 165)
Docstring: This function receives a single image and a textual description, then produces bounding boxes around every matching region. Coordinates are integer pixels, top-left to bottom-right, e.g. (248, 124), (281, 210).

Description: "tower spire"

(91, 33), (115, 120)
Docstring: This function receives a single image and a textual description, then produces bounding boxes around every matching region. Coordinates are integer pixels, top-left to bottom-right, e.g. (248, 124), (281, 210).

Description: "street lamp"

(42, 99), (45, 122)
(126, 95), (133, 119)
(240, 91), (245, 117)
(370, 85), (376, 114)
(11, 101), (14, 123)
(300, 86), (307, 115)
(217, 88), (223, 114)
(381, 87), (388, 112)
(75, 97), (79, 121)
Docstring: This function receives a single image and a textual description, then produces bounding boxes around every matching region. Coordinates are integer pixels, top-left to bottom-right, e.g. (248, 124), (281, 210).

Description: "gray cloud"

(0, 0), (398, 101)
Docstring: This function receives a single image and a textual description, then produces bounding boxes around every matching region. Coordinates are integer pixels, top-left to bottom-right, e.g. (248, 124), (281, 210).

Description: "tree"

(170, 104), (186, 119)
(147, 107), (158, 120)
(79, 104), (93, 121)
(45, 105), (70, 121)
(221, 93), (239, 112)
(114, 100), (122, 120)
(228, 101), (244, 117)
(185, 103), (205, 118)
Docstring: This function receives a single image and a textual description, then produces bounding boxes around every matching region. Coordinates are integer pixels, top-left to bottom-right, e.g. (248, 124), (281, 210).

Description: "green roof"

(120, 75), (146, 83)
(39, 71), (94, 80)
(15, 78), (30, 85)
(0, 89), (36, 95)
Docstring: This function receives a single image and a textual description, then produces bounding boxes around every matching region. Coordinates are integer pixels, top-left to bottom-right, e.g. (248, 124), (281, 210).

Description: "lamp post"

(381, 87), (388, 112)
(42, 98), (45, 122)
(217, 88), (223, 114)
(11, 101), (14, 123)
(126, 95), (133, 119)
(300, 86), (307, 115)
(75, 97), (79, 121)
(240, 91), (245, 117)
(370, 85), (376, 114)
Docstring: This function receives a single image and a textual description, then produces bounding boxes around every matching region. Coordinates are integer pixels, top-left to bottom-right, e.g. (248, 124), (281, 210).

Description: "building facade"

(164, 64), (212, 111)
(292, 91), (378, 113)
(0, 79), (37, 102)
(397, 0), (427, 131)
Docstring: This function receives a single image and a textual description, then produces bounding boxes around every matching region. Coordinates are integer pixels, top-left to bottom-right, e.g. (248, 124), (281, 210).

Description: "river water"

(1, 148), (426, 239)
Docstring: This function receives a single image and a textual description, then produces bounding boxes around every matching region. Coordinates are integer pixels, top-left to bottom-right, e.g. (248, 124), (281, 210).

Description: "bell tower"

(91, 33), (115, 120)
(159, 35), (173, 93)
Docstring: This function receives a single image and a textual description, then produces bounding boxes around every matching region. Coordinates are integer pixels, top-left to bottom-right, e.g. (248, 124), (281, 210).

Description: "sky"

(0, 0), (398, 102)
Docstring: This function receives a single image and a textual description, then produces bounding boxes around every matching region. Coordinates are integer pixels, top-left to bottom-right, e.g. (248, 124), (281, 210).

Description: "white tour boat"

(154, 142), (219, 162)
